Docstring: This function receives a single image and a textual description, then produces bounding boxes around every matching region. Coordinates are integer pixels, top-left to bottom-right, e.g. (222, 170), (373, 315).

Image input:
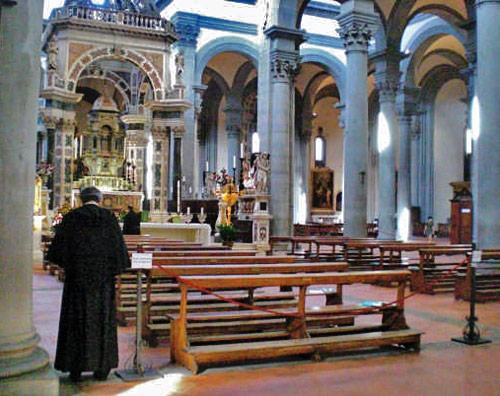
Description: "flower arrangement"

(218, 224), (236, 243)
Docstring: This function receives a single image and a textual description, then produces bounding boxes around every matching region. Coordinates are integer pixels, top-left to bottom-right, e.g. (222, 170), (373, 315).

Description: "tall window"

(314, 127), (326, 167)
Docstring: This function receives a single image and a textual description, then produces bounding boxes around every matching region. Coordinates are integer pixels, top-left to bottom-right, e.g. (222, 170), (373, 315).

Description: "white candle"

(205, 161), (209, 172)
(187, 206), (190, 215)
(201, 206), (204, 215)
(177, 179), (181, 213)
(240, 142), (244, 158)
(233, 155), (236, 169)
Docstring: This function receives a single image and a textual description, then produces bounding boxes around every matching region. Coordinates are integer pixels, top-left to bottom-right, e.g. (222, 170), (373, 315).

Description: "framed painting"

(311, 168), (334, 211)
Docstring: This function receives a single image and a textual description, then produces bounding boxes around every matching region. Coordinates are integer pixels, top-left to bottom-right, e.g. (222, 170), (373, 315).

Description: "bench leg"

(382, 308), (408, 331)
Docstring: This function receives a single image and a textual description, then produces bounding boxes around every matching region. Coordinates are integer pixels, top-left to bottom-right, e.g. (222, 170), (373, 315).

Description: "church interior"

(0, 0), (499, 395)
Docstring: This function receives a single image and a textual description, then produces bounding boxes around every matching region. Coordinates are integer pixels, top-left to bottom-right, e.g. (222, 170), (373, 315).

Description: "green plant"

(218, 224), (236, 242)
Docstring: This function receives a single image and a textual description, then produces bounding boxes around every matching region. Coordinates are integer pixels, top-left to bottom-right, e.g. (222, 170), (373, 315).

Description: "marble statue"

(254, 152), (270, 192)
(47, 38), (59, 71)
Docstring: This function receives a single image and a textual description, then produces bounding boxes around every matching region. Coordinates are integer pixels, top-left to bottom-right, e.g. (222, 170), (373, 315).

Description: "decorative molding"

(306, 33), (343, 49)
(375, 80), (400, 103)
(304, 1), (340, 20)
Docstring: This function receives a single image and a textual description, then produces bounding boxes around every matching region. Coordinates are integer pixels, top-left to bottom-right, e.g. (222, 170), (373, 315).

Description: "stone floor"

(31, 244), (500, 396)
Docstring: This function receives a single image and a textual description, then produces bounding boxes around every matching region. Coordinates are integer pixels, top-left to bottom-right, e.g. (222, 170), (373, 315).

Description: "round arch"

(300, 48), (346, 101)
(67, 47), (162, 100)
(195, 36), (259, 86)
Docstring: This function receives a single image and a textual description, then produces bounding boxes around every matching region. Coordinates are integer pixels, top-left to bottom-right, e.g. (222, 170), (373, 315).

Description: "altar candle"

(201, 206), (204, 215)
(177, 179), (181, 213)
(187, 207), (190, 215)
(240, 142), (244, 158)
(233, 155), (236, 169)
(205, 161), (209, 172)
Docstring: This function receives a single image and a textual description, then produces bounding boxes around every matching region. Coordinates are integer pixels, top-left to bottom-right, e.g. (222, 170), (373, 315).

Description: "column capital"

(270, 50), (301, 83)
(171, 12), (201, 48)
(337, 0), (378, 53)
(375, 80), (400, 103)
(151, 125), (170, 140)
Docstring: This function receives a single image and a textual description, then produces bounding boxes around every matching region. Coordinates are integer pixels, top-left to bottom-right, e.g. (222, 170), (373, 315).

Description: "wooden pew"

(128, 250), (257, 258)
(455, 249), (500, 302)
(410, 246), (472, 294)
(343, 240), (402, 270)
(116, 255), (300, 325)
(168, 270), (420, 373)
(141, 262), (349, 346)
(378, 243), (437, 270)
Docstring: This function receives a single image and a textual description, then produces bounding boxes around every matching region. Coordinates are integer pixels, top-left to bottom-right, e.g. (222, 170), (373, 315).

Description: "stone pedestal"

(238, 193), (272, 248)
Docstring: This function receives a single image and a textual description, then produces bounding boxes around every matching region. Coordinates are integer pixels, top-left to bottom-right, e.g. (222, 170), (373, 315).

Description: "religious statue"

(216, 178), (239, 227)
(46, 38), (59, 71)
(254, 152), (270, 192)
(205, 171), (216, 198)
(175, 51), (185, 85)
(242, 153), (254, 190)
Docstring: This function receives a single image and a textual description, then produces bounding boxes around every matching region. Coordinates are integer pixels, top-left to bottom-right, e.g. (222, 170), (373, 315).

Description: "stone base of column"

(0, 363), (59, 396)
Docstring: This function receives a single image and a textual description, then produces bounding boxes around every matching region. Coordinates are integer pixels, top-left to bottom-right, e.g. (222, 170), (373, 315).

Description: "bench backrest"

(152, 255), (297, 265)
(129, 250), (256, 257)
(182, 270), (409, 289)
(150, 262), (348, 276)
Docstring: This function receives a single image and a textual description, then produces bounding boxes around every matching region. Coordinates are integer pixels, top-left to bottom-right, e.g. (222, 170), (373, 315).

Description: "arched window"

(314, 128), (326, 167)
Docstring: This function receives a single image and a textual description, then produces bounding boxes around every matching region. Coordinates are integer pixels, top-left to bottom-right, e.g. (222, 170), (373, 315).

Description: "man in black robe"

(48, 187), (130, 382)
(122, 205), (141, 235)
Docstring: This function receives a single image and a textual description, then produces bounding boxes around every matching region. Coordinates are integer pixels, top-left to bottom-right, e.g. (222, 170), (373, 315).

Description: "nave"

(32, 246), (500, 396)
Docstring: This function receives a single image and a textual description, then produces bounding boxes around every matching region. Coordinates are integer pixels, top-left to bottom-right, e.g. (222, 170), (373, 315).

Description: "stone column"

(337, 0), (378, 237)
(171, 13), (201, 199)
(192, 85), (207, 198)
(121, 115), (149, 196)
(374, 71), (399, 240)
(0, 1), (59, 394)
(410, 123), (421, 208)
(302, 129), (313, 223)
(224, 103), (243, 181)
(396, 114), (412, 240)
(474, 0), (500, 248)
(265, 26), (304, 237)
(150, 125), (171, 221)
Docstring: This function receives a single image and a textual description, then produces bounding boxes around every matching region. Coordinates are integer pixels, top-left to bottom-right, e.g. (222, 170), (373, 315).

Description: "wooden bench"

(116, 255), (300, 325)
(141, 262), (349, 346)
(410, 246), (472, 294)
(128, 250), (257, 258)
(455, 250), (500, 302)
(343, 241), (402, 270)
(168, 271), (420, 373)
(378, 243), (437, 270)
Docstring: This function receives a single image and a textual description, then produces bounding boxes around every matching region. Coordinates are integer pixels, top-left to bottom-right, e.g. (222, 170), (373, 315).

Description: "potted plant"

(218, 224), (236, 248)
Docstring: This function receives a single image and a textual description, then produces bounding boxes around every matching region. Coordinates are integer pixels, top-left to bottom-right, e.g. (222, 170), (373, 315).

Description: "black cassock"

(48, 204), (130, 373)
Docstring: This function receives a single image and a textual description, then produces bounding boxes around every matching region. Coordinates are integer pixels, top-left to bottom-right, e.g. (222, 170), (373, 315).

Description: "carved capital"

(338, 23), (372, 51)
(151, 125), (169, 140)
(375, 80), (400, 103)
(173, 126), (185, 139)
(41, 114), (60, 129)
(271, 56), (301, 82)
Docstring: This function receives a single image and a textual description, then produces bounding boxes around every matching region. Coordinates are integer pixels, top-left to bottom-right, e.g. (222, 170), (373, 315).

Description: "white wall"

(433, 79), (467, 224)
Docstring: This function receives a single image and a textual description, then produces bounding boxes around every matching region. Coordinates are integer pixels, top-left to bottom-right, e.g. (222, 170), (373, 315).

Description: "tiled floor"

(31, 246), (500, 396)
